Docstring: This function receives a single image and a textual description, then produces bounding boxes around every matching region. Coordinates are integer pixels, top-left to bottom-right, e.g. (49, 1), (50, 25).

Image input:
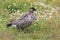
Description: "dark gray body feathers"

(7, 7), (36, 30)
(12, 13), (36, 29)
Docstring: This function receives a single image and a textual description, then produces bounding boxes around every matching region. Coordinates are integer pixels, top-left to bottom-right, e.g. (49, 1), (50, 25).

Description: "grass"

(0, 0), (60, 40)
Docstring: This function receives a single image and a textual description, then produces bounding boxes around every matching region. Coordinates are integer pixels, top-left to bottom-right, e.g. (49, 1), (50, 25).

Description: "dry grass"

(0, 0), (60, 40)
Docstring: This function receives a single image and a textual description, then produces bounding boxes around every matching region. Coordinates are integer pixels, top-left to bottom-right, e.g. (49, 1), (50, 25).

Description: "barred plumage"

(7, 7), (36, 30)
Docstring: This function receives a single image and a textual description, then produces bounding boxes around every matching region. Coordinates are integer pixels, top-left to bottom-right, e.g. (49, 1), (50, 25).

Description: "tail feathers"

(6, 22), (12, 27)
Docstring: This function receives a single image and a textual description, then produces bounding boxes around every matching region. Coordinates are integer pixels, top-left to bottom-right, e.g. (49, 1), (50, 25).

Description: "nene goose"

(7, 7), (36, 31)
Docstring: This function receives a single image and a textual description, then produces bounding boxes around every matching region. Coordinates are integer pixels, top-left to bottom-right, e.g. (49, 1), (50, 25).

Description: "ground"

(0, 0), (60, 40)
